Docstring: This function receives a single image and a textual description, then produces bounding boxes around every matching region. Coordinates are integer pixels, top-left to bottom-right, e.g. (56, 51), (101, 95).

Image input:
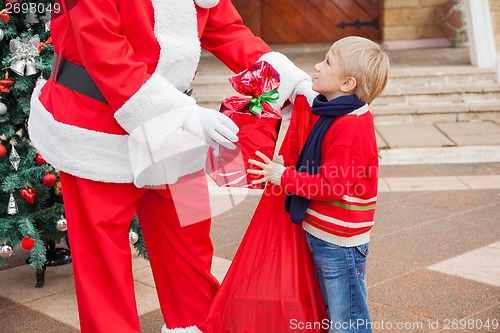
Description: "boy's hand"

(248, 151), (276, 185)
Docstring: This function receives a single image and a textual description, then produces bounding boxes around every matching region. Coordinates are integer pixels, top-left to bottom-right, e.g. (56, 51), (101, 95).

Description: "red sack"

(205, 61), (282, 189)
(199, 96), (326, 333)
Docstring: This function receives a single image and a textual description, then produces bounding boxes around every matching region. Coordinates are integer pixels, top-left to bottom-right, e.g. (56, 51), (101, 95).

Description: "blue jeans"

(306, 233), (371, 333)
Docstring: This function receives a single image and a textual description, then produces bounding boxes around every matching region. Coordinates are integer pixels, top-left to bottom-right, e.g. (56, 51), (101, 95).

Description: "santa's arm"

(62, 0), (197, 148)
(200, 0), (318, 107)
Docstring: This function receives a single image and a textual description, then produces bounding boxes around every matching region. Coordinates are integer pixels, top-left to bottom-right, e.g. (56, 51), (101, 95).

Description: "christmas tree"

(0, 1), (148, 282)
(0, 0), (64, 273)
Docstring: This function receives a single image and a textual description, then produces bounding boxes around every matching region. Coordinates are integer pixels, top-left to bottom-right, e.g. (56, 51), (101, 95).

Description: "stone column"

(463, 0), (497, 68)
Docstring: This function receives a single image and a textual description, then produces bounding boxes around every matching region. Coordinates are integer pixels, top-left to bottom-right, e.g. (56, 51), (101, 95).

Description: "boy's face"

(312, 48), (349, 101)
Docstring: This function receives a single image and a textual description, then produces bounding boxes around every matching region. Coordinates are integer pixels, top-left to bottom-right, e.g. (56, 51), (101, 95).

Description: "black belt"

(51, 53), (193, 104)
(51, 53), (108, 104)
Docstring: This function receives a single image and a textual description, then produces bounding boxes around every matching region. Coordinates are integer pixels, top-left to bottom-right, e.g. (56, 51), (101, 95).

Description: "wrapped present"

(206, 61), (282, 189)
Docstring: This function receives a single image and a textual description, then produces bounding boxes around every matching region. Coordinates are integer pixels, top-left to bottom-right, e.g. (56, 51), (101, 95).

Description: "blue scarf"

(285, 94), (365, 224)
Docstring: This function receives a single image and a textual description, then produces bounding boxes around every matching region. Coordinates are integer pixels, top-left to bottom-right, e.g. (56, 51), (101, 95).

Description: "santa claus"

(28, 0), (314, 332)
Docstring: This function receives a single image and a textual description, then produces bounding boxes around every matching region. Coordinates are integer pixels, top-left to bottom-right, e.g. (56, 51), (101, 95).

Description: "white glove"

(292, 80), (318, 106)
(183, 106), (239, 151)
(257, 52), (312, 110)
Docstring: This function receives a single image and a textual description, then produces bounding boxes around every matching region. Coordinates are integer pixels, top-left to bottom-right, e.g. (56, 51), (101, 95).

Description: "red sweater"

(280, 105), (378, 247)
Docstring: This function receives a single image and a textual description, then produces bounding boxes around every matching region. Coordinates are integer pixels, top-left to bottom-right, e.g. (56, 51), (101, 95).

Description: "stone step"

(196, 101), (500, 125)
(192, 70), (499, 105)
(386, 66), (497, 87)
(193, 82), (500, 105)
(192, 66), (497, 89)
(192, 83), (500, 108)
(371, 100), (500, 124)
(375, 82), (500, 105)
(191, 66), (500, 124)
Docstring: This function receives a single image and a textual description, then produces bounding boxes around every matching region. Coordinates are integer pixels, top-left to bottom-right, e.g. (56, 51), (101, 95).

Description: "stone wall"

(382, 0), (449, 42)
(382, 0), (498, 52)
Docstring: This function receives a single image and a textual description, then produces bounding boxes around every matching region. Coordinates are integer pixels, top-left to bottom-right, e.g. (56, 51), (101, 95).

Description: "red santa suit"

(28, 0), (314, 332)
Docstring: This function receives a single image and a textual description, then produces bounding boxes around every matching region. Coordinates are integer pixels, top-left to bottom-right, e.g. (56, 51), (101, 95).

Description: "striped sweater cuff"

(271, 164), (287, 185)
(273, 154), (284, 165)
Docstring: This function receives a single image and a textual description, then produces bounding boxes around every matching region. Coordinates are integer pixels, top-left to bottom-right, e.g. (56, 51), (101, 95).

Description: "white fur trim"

(152, 0), (200, 92)
(161, 324), (202, 333)
(291, 80), (318, 106)
(257, 52), (312, 110)
(28, 81), (133, 183)
(114, 0), (203, 151)
(114, 73), (196, 151)
(110, 0), (205, 186)
(194, 0), (219, 9)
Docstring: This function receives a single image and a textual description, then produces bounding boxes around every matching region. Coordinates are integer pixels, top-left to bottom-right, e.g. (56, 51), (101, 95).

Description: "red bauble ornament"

(0, 67), (14, 93)
(20, 187), (36, 204)
(0, 78), (14, 86)
(21, 237), (35, 250)
(42, 173), (57, 187)
(0, 77), (14, 91)
(0, 144), (6, 159)
(35, 153), (46, 165)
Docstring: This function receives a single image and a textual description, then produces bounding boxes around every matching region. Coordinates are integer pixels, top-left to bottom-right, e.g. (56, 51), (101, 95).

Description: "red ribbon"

(221, 95), (281, 120)
(38, 37), (53, 53)
(0, 9), (9, 23)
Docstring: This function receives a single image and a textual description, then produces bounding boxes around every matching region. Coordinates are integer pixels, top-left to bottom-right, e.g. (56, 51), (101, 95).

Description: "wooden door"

(232, 0), (381, 44)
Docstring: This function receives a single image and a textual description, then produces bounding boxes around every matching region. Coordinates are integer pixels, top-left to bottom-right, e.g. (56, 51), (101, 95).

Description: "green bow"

(248, 89), (280, 115)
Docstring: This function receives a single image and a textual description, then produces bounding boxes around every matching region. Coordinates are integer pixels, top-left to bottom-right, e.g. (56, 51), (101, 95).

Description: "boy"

(248, 36), (390, 332)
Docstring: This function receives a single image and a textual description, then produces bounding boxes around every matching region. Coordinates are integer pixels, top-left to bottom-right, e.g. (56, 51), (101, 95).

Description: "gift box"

(205, 61), (282, 189)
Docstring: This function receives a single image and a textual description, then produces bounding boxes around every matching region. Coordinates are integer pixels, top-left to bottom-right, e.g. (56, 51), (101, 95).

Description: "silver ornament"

(25, 9), (40, 25)
(40, 11), (51, 32)
(0, 245), (13, 258)
(55, 216), (68, 232)
(25, 59), (37, 76)
(9, 146), (20, 170)
(0, 102), (7, 116)
(0, 29), (4, 42)
(129, 230), (139, 245)
(7, 193), (18, 215)
(9, 59), (27, 76)
(9, 35), (40, 76)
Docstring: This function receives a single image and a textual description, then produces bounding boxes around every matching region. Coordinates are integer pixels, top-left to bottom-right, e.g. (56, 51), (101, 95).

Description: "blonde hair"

(330, 36), (390, 104)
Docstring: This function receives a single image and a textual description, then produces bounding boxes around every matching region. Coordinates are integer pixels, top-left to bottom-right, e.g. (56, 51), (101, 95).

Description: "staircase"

(191, 74), (234, 111)
(191, 46), (500, 125)
(372, 66), (500, 124)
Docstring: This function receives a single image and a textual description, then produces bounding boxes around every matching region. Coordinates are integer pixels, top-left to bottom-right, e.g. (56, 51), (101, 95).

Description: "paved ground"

(1, 165), (499, 333)
(1, 46), (499, 332)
